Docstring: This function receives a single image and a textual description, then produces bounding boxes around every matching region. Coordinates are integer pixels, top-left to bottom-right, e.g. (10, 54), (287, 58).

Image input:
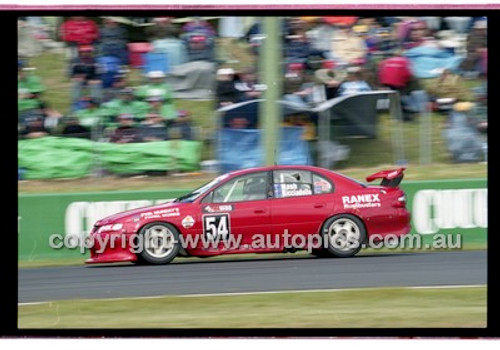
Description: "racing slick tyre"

(322, 214), (366, 258)
(136, 222), (181, 265)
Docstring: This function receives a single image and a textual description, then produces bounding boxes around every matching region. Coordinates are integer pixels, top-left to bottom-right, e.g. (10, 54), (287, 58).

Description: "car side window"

(273, 170), (314, 198)
(211, 172), (268, 203)
(312, 173), (334, 194)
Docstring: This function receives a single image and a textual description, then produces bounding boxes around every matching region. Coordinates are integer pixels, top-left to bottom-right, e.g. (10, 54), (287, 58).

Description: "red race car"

(86, 165), (410, 265)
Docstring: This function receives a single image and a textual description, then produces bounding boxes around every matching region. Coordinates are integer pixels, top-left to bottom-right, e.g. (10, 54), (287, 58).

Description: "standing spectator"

(182, 17), (216, 37)
(215, 68), (240, 108)
(183, 33), (215, 62)
(109, 114), (139, 143)
(330, 23), (368, 66)
(98, 17), (129, 65)
(145, 17), (179, 41)
(59, 16), (99, 59)
(69, 45), (102, 106)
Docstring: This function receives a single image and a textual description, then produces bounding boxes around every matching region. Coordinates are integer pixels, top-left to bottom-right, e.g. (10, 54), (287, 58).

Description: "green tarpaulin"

(18, 137), (201, 179)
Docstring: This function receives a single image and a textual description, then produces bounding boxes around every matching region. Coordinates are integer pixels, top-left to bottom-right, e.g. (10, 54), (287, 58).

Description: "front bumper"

(85, 229), (138, 264)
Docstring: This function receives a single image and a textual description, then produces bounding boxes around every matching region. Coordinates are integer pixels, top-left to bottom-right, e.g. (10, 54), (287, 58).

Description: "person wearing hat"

(109, 113), (139, 143)
(135, 70), (173, 102)
(69, 45), (102, 106)
(102, 87), (150, 124)
(18, 61), (46, 112)
(215, 67), (240, 108)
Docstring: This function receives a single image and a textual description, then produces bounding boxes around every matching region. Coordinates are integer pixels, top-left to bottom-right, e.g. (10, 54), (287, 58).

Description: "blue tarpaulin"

(217, 127), (311, 173)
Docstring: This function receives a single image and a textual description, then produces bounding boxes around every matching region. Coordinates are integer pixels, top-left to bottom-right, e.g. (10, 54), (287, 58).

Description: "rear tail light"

(392, 194), (407, 208)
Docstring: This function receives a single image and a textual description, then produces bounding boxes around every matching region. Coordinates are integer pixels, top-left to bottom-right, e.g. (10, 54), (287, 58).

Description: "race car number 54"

(203, 214), (231, 241)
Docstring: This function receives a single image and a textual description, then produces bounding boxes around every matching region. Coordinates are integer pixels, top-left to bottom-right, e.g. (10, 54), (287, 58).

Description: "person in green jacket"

(101, 87), (150, 123)
(18, 62), (46, 112)
(135, 70), (174, 102)
(74, 98), (106, 129)
(145, 95), (177, 121)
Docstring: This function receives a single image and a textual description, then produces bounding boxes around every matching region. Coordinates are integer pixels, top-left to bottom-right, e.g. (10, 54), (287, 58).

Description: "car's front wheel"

(322, 214), (366, 258)
(136, 222), (180, 265)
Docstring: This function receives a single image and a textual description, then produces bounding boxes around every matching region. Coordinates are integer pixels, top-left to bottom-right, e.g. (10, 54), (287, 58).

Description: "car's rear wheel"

(322, 214), (366, 258)
(136, 222), (180, 265)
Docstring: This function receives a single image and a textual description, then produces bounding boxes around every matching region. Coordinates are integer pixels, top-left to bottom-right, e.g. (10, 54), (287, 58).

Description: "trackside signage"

(18, 179), (487, 261)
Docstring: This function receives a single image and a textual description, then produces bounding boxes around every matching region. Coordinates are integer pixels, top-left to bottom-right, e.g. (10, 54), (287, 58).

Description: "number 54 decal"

(203, 214), (231, 241)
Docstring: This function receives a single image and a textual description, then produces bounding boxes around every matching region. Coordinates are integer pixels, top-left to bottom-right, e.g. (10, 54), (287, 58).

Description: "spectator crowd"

(18, 15), (488, 164)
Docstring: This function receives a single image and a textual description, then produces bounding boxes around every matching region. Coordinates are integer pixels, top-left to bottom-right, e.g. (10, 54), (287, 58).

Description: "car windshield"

(173, 174), (229, 203)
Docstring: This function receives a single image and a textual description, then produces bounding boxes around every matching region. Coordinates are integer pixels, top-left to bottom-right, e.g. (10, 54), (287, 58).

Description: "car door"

(270, 169), (334, 246)
(199, 171), (272, 251)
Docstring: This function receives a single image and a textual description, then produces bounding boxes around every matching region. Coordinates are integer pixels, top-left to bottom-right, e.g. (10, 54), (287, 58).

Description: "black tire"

(135, 222), (180, 265)
(322, 214), (366, 258)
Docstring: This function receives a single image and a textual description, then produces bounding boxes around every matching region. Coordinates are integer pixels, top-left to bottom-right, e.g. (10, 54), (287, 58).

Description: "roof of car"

(225, 165), (333, 178)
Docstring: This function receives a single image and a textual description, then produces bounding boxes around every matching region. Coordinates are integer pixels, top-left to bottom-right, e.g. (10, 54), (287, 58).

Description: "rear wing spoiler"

(366, 168), (405, 187)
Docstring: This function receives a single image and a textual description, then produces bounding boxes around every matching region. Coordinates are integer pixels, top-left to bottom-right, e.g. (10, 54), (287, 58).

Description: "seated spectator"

(109, 114), (139, 143)
(69, 45), (102, 106)
(399, 19), (429, 50)
(181, 17), (216, 38)
(314, 61), (346, 100)
(427, 69), (473, 104)
(102, 87), (150, 122)
(19, 114), (49, 139)
(378, 51), (413, 92)
(98, 17), (129, 65)
(74, 97), (104, 128)
(216, 68), (240, 108)
(234, 67), (267, 101)
(138, 113), (169, 142)
(150, 25), (188, 68)
(168, 110), (194, 140)
(283, 63), (316, 108)
(18, 61), (46, 112)
(59, 116), (91, 139)
(135, 70), (173, 102)
(460, 19), (487, 77)
(182, 32), (215, 62)
(145, 95), (177, 121)
(59, 16), (99, 60)
(284, 18), (328, 69)
(336, 67), (372, 96)
(329, 23), (368, 66)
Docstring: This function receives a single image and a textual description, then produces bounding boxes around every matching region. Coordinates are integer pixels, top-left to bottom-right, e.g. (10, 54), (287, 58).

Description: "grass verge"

(18, 286), (486, 328)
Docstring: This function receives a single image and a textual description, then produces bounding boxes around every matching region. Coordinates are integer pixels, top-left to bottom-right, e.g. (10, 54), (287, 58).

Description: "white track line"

(18, 284), (486, 306)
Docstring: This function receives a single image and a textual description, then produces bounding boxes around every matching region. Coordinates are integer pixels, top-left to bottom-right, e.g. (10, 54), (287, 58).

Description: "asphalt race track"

(18, 251), (486, 303)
